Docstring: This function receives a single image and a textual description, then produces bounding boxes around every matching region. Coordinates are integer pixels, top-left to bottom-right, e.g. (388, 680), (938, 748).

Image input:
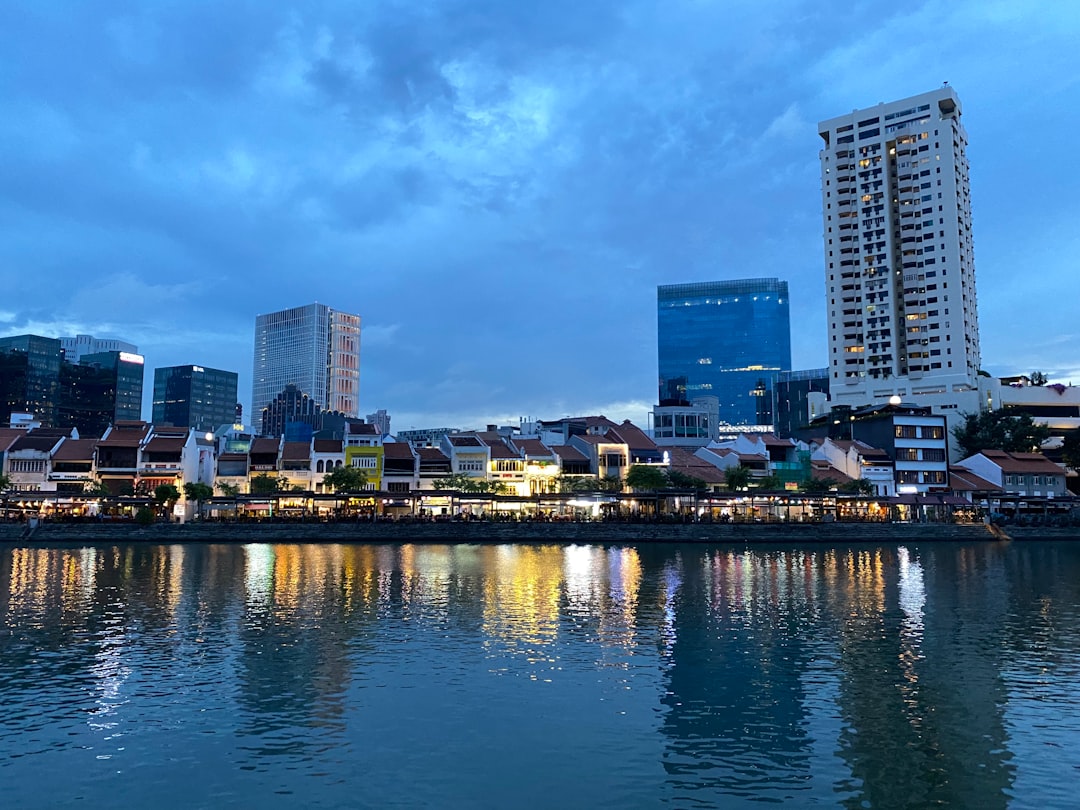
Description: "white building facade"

(819, 87), (982, 413)
(251, 303), (362, 420)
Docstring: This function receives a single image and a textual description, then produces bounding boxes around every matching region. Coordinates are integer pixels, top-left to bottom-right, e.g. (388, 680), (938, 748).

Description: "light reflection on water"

(2, 541), (1080, 808)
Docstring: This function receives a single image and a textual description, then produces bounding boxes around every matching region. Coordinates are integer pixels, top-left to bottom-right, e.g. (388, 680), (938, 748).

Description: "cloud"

(1, 0), (1079, 430)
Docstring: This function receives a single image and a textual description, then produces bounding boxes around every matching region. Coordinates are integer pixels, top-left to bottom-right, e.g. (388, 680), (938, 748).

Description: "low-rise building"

(955, 450), (1068, 499)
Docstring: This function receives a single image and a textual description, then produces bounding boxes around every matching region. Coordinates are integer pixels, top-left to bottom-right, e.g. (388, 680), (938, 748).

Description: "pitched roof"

(977, 450), (1064, 475)
(347, 421), (378, 435)
(487, 442), (520, 460)
(665, 447), (727, 485)
(448, 435), (484, 447)
(281, 441), (311, 460)
(552, 445), (587, 461)
(98, 422), (150, 446)
(382, 442), (416, 460)
(51, 438), (96, 462)
(9, 433), (64, 453)
(0, 428), (24, 452)
(607, 421), (656, 450)
(313, 439), (343, 454)
(143, 437), (185, 454)
(948, 467), (1001, 492)
(250, 437), (280, 455)
(810, 461), (854, 484)
(515, 439), (554, 457)
(417, 447), (450, 461)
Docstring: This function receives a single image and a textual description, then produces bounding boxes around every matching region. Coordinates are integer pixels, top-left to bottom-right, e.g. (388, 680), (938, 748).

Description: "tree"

(841, 478), (875, 496)
(556, 475), (598, 493)
(83, 479), (112, 498)
(322, 465), (369, 493)
(952, 410), (1051, 458)
(624, 464), (668, 491)
(801, 476), (839, 493)
(724, 465), (752, 492)
(217, 481), (240, 497)
(183, 482), (214, 519)
(249, 473), (282, 495)
(153, 483), (181, 516)
(1029, 370), (1048, 386)
(598, 474), (623, 493)
(1062, 430), (1080, 473)
(0, 474), (11, 493)
(755, 474), (783, 491)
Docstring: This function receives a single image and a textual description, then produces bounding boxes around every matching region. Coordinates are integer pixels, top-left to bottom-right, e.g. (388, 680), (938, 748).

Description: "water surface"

(2, 541), (1079, 808)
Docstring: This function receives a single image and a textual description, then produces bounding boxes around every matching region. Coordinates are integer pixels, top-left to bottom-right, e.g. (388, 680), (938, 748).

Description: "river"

(2, 541), (1078, 808)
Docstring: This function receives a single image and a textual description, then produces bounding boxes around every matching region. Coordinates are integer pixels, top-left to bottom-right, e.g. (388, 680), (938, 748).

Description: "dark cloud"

(2, 0), (1079, 428)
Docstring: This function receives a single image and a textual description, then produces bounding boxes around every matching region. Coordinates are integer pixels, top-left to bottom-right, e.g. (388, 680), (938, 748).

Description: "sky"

(2, 0), (1079, 432)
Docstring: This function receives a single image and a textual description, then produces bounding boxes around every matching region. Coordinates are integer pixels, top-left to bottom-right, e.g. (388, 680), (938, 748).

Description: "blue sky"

(2, 0), (1078, 431)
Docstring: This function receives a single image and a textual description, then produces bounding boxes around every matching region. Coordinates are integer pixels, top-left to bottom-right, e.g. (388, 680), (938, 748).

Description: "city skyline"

(2, 2), (1079, 429)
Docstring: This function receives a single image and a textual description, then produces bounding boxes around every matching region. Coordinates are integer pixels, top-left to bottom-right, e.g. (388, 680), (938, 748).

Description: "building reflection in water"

(6, 540), (1075, 804)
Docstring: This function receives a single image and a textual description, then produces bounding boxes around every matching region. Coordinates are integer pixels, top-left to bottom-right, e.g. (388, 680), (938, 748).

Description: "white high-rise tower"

(818, 87), (982, 410)
(252, 303), (361, 421)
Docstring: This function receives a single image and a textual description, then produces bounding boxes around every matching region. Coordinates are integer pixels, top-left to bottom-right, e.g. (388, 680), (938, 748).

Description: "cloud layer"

(2, 0), (1078, 428)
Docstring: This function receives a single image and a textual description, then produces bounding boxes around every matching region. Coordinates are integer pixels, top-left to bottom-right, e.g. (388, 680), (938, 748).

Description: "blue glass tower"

(657, 279), (792, 428)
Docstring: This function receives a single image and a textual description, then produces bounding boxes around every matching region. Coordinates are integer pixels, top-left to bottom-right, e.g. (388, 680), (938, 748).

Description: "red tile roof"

(143, 437), (185, 454)
(448, 436), (484, 447)
(607, 421), (657, 450)
(313, 439), (343, 453)
(515, 439), (554, 457)
(382, 442), (416, 459)
(98, 422), (151, 447)
(948, 467), (1001, 492)
(976, 450), (1064, 475)
(666, 447), (727, 484)
(487, 442), (520, 460)
(51, 438), (96, 462)
(552, 445), (587, 461)
(250, 437), (280, 455)
(281, 442), (311, 460)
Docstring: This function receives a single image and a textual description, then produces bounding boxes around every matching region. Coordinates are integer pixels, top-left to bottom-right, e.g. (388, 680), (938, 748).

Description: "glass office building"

(252, 303), (361, 420)
(657, 279), (791, 429)
(0, 334), (63, 426)
(153, 364), (239, 433)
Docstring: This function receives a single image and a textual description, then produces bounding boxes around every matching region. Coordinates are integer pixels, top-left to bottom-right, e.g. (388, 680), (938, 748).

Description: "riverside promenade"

(4, 520), (1067, 544)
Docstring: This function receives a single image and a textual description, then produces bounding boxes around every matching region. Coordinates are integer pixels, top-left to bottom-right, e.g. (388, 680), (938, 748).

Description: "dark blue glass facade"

(657, 279), (791, 428)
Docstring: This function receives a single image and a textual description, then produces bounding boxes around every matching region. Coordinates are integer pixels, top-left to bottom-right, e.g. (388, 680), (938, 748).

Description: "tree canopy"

(952, 409), (1051, 458)
(1062, 431), (1080, 472)
(153, 483), (180, 505)
(183, 482), (214, 503)
(724, 465), (752, 492)
(624, 464), (668, 491)
(322, 465), (369, 493)
(249, 473), (284, 495)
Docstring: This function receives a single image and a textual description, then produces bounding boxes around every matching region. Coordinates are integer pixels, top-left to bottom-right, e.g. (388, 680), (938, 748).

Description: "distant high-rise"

(59, 334), (138, 364)
(153, 364), (239, 432)
(0, 335), (143, 436)
(818, 87), (980, 407)
(252, 303), (361, 421)
(657, 279), (791, 429)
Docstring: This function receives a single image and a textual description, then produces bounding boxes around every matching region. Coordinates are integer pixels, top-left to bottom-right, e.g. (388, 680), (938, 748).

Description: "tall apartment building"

(251, 303), (361, 422)
(153, 364), (239, 433)
(818, 87), (981, 411)
(658, 279), (791, 429)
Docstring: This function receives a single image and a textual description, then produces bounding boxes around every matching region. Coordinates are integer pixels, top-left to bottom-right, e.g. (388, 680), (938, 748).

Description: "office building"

(58, 350), (144, 437)
(657, 279), (791, 429)
(0, 335), (63, 426)
(819, 86), (981, 408)
(252, 303), (361, 420)
(0, 335), (142, 435)
(153, 364), (239, 433)
(773, 368), (830, 438)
